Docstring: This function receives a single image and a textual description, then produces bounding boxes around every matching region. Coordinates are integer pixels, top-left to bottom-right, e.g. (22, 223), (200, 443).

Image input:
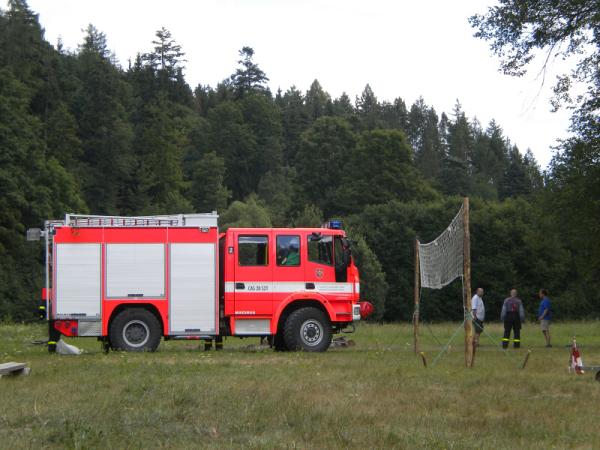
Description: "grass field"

(1, 321), (600, 449)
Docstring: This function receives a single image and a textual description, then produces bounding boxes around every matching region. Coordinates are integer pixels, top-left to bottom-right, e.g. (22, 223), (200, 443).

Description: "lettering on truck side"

(246, 285), (269, 292)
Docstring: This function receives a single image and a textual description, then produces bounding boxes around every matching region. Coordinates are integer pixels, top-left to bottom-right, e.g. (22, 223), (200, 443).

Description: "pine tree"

(295, 116), (356, 216)
(257, 167), (295, 226)
(380, 97), (408, 131)
(438, 101), (473, 196)
(280, 86), (310, 164)
(134, 93), (192, 213)
(355, 84), (380, 129)
(332, 92), (355, 122)
(407, 97), (427, 152)
(418, 108), (443, 180)
(207, 101), (258, 199)
(230, 46), (269, 98)
(142, 27), (186, 76)
(502, 145), (531, 199)
(305, 79), (331, 121)
(74, 24), (134, 214)
(191, 151), (230, 213)
(239, 93), (284, 185)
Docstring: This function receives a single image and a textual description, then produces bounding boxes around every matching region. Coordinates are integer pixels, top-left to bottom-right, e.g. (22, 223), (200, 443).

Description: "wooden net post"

(414, 238), (420, 354)
(463, 197), (474, 367)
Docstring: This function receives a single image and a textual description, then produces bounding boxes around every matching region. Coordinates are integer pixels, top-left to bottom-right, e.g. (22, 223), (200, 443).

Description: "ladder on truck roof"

(58, 213), (219, 228)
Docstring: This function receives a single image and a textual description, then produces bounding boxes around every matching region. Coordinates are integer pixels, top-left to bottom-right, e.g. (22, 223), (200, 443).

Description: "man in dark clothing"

(501, 289), (525, 349)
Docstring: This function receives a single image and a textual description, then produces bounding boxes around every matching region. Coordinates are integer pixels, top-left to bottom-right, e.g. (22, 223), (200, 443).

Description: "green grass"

(1, 321), (600, 449)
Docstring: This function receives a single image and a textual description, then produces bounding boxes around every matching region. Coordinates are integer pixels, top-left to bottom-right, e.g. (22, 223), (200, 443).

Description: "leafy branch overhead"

(469, 0), (600, 140)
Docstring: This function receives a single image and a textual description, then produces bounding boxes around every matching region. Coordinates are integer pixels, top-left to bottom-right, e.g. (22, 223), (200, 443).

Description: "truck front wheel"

(109, 309), (161, 352)
(283, 307), (332, 352)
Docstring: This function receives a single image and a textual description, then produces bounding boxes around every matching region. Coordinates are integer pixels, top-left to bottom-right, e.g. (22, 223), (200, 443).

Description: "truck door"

(233, 231), (273, 316)
(272, 233), (304, 310)
(305, 233), (336, 286)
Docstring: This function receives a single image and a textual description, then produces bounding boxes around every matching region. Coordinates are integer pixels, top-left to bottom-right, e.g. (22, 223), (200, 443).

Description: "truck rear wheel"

(109, 309), (161, 352)
(283, 307), (332, 352)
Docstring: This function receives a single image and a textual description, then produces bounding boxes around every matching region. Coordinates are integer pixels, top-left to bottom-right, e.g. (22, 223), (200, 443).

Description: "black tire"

(283, 307), (332, 352)
(109, 308), (162, 352)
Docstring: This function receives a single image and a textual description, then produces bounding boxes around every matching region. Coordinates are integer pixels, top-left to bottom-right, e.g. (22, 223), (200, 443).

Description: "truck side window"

(238, 235), (269, 266)
(277, 235), (300, 266)
(307, 235), (333, 266)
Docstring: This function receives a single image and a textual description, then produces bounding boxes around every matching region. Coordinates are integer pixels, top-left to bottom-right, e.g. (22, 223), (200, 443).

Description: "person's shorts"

(473, 318), (484, 332)
(540, 320), (551, 331)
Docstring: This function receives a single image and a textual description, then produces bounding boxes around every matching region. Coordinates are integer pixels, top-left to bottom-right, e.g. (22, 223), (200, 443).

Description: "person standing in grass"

(538, 289), (552, 348)
(471, 288), (485, 347)
(501, 289), (525, 349)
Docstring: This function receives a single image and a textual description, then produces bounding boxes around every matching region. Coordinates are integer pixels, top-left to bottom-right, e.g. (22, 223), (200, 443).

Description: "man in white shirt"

(471, 288), (485, 346)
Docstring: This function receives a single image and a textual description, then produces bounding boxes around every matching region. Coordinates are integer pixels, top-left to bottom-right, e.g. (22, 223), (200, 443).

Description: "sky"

(26, 0), (573, 168)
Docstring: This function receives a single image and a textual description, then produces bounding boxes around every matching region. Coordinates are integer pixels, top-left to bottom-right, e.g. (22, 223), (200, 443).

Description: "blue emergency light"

(327, 220), (342, 229)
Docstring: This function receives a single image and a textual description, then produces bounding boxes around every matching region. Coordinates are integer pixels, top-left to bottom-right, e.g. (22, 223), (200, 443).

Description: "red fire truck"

(27, 213), (372, 353)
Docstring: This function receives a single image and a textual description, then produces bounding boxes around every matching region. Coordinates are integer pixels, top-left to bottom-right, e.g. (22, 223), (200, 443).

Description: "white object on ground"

(56, 339), (82, 355)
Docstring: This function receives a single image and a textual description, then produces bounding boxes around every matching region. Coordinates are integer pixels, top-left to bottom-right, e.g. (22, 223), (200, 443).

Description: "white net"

(419, 205), (464, 289)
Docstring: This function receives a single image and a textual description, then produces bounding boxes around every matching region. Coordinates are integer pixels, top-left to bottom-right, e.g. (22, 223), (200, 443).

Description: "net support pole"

(413, 238), (420, 354)
(463, 197), (474, 367)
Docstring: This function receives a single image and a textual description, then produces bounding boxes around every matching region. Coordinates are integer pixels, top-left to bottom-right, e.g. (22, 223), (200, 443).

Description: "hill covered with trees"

(1, 0), (597, 322)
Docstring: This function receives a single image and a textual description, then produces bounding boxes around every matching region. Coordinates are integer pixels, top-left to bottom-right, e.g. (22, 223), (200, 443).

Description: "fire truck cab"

(29, 213), (372, 353)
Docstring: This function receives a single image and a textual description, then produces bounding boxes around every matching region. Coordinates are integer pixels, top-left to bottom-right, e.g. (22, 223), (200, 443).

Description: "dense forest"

(1, 0), (598, 322)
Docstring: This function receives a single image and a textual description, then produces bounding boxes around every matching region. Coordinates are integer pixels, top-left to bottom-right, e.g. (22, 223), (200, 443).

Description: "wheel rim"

(122, 320), (150, 348)
(300, 319), (323, 347)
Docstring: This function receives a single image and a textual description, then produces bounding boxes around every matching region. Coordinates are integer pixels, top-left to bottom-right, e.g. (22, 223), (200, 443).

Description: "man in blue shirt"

(538, 289), (552, 348)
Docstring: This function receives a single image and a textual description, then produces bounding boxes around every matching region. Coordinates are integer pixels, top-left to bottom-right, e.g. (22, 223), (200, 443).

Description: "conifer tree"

(230, 46), (269, 98)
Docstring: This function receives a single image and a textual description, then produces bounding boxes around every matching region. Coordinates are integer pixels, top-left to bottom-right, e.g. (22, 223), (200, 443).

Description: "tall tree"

(280, 86), (310, 163)
(74, 24), (134, 214)
(239, 92), (284, 184)
(418, 107), (443, 180)
(380, 97), (409, 131)
(140, 28), (192, 105)
(338, 129), (438, 213)
(190, 151), (230, 213)
(355, 84), (380, 129)
(295, 116), (356, 216)
(230, 46), (269, 98)
(502, 145), (531, 198)
(305, 79), (332, 121)
(133, 93), (192, 213)
(438, 101), (473, 196)
(207, 101), (257, 199)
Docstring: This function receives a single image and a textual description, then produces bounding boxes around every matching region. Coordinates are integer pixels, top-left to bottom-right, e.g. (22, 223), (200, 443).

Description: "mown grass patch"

(1, 321), (599, 449)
